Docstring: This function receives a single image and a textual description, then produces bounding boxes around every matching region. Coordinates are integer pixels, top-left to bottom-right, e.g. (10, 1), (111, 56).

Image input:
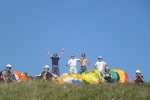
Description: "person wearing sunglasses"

(132, 70), (144, 83)
(94, 56), (108, 75)
(46, 48), (65, 76)
(66, 54), (80, 74)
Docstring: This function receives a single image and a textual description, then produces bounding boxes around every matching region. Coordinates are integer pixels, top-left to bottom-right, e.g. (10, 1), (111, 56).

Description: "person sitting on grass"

(132, 70), (144, 83)
(103, 67), (119, 83)
(41, 65), (53, 81)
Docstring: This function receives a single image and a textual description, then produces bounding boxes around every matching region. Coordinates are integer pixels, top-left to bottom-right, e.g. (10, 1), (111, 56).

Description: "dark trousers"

(52, 67), (60, 76)
(107, 78), (118, 83)
(79, 66), (87, 74)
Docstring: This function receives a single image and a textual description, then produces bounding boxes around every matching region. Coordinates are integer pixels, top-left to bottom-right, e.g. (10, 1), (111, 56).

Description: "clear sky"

(0, 1), (150, 81)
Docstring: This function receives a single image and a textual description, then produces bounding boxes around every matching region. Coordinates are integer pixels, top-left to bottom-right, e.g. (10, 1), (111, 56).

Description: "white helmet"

(44, 65), (49, 69)
(6, 64), (12, 68)
(136, 70), (140, 73)
(98, 56), (103, 59)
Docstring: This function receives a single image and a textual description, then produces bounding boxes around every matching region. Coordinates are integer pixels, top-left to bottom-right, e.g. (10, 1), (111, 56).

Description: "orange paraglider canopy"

(20, 73), (28, 82)
(13, 71), (21, 79)
(13, 71), (28, 82)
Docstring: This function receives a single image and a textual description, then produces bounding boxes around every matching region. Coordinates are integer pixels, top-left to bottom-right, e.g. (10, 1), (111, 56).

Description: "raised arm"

(46, 48), (52, 58)
(59, 48), (65, 58)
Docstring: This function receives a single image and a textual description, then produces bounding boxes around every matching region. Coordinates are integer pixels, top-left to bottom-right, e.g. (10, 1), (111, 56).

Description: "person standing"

(94, 56), (108, 75)
(66, 54), (80, 74)
(79, 53), (90, 74)
(1, 64), (13, 83)
(46, 48), (64, 76)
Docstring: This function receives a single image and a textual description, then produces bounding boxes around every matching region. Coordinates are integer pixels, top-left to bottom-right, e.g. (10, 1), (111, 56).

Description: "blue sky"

(0, 1), (150, 81)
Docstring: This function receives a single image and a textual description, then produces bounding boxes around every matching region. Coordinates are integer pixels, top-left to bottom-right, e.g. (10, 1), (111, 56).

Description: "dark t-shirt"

(41, 71), (53, 78)
(51, 57), (60, 65)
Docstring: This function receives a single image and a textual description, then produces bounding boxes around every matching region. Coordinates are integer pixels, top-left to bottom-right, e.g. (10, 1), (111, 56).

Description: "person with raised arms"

(46, 48), (64, 76)
(66, 54), (80, 74)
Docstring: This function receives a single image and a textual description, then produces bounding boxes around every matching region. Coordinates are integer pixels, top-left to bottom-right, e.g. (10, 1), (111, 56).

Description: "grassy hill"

(0, 80), (150, 100)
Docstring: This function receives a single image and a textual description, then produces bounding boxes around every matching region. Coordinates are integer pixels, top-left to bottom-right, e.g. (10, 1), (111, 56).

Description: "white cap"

(98, 56), (102, 58)
(44, 65), (49, 68)
(6, 64), (11, 68)
(136, 70), (140, 73)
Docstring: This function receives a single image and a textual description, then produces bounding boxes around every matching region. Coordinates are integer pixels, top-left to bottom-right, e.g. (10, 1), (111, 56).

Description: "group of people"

(0, 48), (145, 84)
(46, 48), (108, 76)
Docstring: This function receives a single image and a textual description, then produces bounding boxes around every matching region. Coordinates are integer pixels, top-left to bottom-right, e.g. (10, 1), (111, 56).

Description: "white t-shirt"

(68, 59), (80, 66)
(95, 61), (106, 72)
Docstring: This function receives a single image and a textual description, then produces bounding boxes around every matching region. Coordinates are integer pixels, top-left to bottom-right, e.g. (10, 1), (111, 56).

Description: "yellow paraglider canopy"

(110, 69), (129, 83)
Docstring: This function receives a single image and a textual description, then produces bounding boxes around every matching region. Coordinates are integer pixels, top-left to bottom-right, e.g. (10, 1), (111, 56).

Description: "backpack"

(0, 70), (5, 78)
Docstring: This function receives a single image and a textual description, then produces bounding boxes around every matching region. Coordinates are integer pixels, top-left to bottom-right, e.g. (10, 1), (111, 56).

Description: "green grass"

(0, 80), (150, 100)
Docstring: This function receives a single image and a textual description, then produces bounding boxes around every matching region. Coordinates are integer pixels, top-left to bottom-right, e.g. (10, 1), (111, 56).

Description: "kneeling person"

(1, 64), (13, 83)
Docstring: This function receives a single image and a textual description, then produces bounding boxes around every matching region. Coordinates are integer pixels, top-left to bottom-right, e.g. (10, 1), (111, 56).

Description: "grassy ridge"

(0, 81), (150, 100)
